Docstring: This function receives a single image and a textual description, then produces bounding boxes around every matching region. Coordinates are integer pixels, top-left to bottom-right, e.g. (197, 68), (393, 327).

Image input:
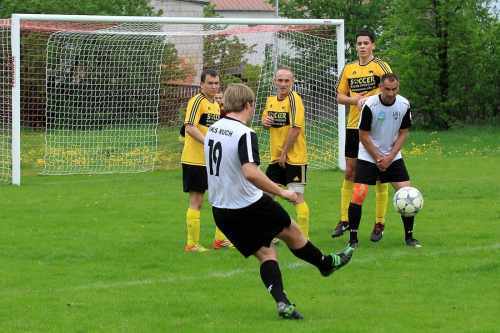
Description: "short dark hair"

(381, 73), (399, 84)
(356, 30), (375, 43)
(201, 69), (219, 83)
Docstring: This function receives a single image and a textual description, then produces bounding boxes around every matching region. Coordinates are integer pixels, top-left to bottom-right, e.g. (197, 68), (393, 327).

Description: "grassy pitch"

(0, 126), (499, 332)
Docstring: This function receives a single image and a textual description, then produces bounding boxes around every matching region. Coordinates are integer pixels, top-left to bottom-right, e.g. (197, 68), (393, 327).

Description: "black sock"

(289, 241), (332, 273)
(260, 260), (290, 304)
(348, 203), (362, 243)
(401, 215), (415, 240)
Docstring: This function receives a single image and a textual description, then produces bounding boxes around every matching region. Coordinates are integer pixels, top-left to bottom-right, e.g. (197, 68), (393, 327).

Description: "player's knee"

(345, 166), (355, 181)
(189, 193), (204, 209)
(254, 247), (277, 263)
(352, 183), (368, 205)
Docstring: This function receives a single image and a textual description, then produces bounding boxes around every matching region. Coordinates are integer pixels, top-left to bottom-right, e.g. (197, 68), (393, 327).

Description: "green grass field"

(1, 126), (499, 332)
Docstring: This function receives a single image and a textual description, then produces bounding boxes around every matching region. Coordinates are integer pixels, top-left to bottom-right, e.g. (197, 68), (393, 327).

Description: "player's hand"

(278, 152), (287, 168)
(280, 189), (298, 204)
(356, 94), (368, 110)
(263, 116), (274, 128)
(376, 155), (392, 171)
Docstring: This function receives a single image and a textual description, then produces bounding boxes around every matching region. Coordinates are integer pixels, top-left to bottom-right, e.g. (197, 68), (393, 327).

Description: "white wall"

(214, 10), (276, 66)
(150, 0), (207, 85)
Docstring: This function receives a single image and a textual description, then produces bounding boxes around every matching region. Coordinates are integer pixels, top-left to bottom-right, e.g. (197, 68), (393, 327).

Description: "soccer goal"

(3, 14), (346, 185)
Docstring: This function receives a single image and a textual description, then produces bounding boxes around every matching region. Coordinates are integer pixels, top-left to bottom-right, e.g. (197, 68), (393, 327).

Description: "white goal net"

(0, 21), (11, 183)
(3, 15), (345, 183)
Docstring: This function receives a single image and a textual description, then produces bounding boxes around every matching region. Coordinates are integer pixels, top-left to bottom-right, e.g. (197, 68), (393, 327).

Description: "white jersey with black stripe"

(357, 94), (412, 163)
(204, 117), (263, 209)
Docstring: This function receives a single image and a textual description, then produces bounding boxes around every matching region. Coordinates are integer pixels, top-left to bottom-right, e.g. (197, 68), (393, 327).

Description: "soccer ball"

(393, 186), (424, 217)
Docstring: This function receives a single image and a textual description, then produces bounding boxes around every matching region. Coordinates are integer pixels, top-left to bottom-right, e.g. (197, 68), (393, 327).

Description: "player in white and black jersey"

(347, 73), (421, 248)
(205, 83), (354, 320)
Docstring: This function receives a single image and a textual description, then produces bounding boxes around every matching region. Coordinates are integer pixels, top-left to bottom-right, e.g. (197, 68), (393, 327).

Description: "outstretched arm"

(242, 163), (297, 203)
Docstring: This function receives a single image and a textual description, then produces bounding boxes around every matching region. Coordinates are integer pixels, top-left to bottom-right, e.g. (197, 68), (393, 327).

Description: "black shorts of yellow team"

(265, 163), (307, 186)
(182, 163), (207, 193)
(355, 158), (410, 185)
(345, 128), (359, 158)
(212, 194), (291, 257)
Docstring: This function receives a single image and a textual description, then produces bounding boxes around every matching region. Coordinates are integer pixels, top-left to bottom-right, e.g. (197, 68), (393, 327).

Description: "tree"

(276, 0), (388, 60)
(202, 3), (258, 88)
(0, 0), (157, 18)
(380, 0), (499, 128)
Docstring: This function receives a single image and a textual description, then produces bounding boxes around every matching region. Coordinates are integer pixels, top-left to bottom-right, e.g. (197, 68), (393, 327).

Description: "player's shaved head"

(275, 66), (294, 78)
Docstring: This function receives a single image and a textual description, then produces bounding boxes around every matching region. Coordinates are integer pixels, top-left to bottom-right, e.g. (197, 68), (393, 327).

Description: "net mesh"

(0, 21), (12, 182)
(1, 20), (341, 179)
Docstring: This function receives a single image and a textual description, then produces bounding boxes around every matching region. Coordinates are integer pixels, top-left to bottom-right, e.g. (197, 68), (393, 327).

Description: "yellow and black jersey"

(181, 93), (220, 166)
(337, 57), (392, 129)
(262, 91), (307, 165)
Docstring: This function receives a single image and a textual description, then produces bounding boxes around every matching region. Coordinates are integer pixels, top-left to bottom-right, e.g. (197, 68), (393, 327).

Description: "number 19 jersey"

(204, 117), (263, 209)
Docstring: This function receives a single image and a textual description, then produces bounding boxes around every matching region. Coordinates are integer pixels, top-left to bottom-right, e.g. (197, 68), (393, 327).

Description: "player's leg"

(277, 221), (354, 276)
(213, 227), (233, 250)
(384, 159), (421, 248)
(392, 181), (420, 247)
(182, 164), (208, 252)
(185, 191), (208, 252)
(286, 164), (309, 238)
(254, 246), (303, 319)
(371, 181), (389, 242)
(348, 159), (378, 247)
(265, 163), (287, 244)
(333, 128), (358, 238)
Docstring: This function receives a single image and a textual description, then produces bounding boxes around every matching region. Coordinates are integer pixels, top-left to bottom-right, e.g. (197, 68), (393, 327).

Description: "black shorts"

(212, 194), (291, 257)
(345, 128), (359, 158)
(182, 164), (207, 193)
(265, 163), (307, 186)
(355, 158), (410, 185)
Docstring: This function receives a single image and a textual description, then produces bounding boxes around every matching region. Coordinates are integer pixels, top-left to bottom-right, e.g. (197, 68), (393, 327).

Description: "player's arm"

(281, 127), (300, 155)
(242, 163), (296, 202)
(262, 97), (273, 128)
(336, 65), (366, 107)
(184, 96), (205, 143)
(185, 125), (205, 144)
(378, 108), (411, 170)
(358, 105), (384, 163)
(337, 92), (367, 107)
(279, 93), (304, 166)
(238, 131), (297, 202)
(359, 130), (384, 162)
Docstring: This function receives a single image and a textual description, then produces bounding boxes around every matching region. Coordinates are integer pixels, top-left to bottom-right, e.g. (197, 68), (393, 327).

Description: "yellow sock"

(375, 182), (389, 224)
(296, 201), (310, 238)
(340, 179), (353, 222)
(186, 208), (201, 246)
(214, 226), (226, 241)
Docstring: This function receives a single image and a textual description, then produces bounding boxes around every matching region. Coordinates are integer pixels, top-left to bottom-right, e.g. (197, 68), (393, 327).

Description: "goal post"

(5, 14), (346, 185)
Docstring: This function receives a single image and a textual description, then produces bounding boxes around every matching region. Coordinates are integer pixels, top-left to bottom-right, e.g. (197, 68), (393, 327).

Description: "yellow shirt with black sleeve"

(337, 57), (392, 129)
(181, 93), (220, 166)
(262, 91), (307, 165)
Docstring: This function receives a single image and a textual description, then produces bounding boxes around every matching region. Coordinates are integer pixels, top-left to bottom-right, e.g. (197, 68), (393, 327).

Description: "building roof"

(211, 0), (275, 12)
